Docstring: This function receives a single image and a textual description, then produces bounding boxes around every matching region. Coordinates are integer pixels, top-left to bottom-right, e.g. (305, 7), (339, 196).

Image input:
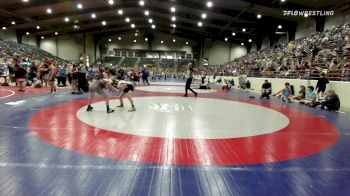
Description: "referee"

(184, 63), (197, 97)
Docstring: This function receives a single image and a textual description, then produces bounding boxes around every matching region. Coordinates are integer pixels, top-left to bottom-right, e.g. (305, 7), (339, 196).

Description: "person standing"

(86, 69), (118, 113)
(201, 71), (207, 84)
(77, 60), (88, 92)
(316, 73), (329, 96)
(183, 63), (197, 97)
(48, 63), (57, 94)
(41, 60), (50, 87)
(116, 80), (136, 112)
(12, 58), (27, 92)
(71, 64), (80, 94)
(141, 66), (150, 85)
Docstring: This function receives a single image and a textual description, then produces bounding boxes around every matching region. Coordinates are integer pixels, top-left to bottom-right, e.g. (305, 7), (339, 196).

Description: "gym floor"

(0, 81), (349, 195)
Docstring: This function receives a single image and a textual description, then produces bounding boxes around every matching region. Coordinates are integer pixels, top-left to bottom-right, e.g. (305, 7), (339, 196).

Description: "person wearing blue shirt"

(57, 64), (67, 87)
(274, 82), (292, 102)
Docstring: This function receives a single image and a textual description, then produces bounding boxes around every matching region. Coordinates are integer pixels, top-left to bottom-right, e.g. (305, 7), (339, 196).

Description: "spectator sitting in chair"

(299, 86), (317, 107)
(318, 90), (340, 111)
(260, 80), (271, 99)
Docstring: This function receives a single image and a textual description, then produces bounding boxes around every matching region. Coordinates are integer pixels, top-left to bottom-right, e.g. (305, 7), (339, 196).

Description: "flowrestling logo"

(283, 10), (334, 17)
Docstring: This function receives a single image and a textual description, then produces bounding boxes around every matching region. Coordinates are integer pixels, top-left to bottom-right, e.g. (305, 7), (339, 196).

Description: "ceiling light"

(206, 1), (213, 7)
(55, 32), (58, 35)
(173, 39), (176, 42)
(102, 21), (107, 26)
(118, 10), (123, 15)
(161, 40), (164, 44)
(134, 39), (137, 43)
(36, 26), (40, 29)
(201, 13), (207, 19)
(281, 0), (286, 2)
(278, 25), (282, 29)
(135, 33), (138, 36)
(2, 27), (6, 30)
(41, 36), (44, 39)
(248, 39), (252, 42)
(109, 38), (112, 42)
(118, 37), (121, 40)
(172, 24), (176, 28)
(198, 22), (203, 27)
(148, 18), (153, 23)
(64, 17), (70, 22)
(26, 32), (29, 35)
(232, 32), (236, 36)
(145, 38), (148, 41)
(171, 16), (176, 21)
(46, 8), (52, 14)
(225, 37), (228, 41)
(170, 7), (176, 12)
(242, 28), (246, 32)
(22, 0), (29, 2)
(131, 24), (135, 28)
(125, 18), (130, 22)
(145, 10), (149, 16)
(139, 0), (145, 6)
(186, 42), (189, 45)
(73, 25), (80, 29)
(108, 0), (114, 5)
(11, 21), (16, 25)
(77, 3), (83, 9)
(91, 13), (96, 19)
(257, 14), (262, 19)
(241, 43), (244, 46)
(151, 24), (156, 29)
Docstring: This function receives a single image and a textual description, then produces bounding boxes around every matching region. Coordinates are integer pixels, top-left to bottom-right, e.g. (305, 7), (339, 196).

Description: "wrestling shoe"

(107, 109), (115, 113)
(86, 106), (93, 111)
(128, 108), (136, 112)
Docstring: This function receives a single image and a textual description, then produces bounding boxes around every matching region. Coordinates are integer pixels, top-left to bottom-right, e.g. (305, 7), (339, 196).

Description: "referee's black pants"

(185, 78), (196, 95)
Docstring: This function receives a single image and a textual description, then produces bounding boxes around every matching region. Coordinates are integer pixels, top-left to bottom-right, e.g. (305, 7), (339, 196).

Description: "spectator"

(12, 58), (27, 92)
(57, 64), (67, 87)
(141, 66), (150, 85)
(319, 90), (341, 111)
(274, 82), (292, 102)
(300, 86), (317, 107)
(246, 80), (251, 89)
(291, 85), (306, 100)
(48, 63), (57, 94)
(238, 73), (247, 90)
(27, 66), (37, 85)
(260, 80), (271, 99)
(316, 73), (329, 96)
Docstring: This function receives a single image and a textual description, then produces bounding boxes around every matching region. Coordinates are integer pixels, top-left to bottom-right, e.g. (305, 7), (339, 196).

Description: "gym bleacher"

(202, 23), (350, 81)
(120, 57), (138, 67)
